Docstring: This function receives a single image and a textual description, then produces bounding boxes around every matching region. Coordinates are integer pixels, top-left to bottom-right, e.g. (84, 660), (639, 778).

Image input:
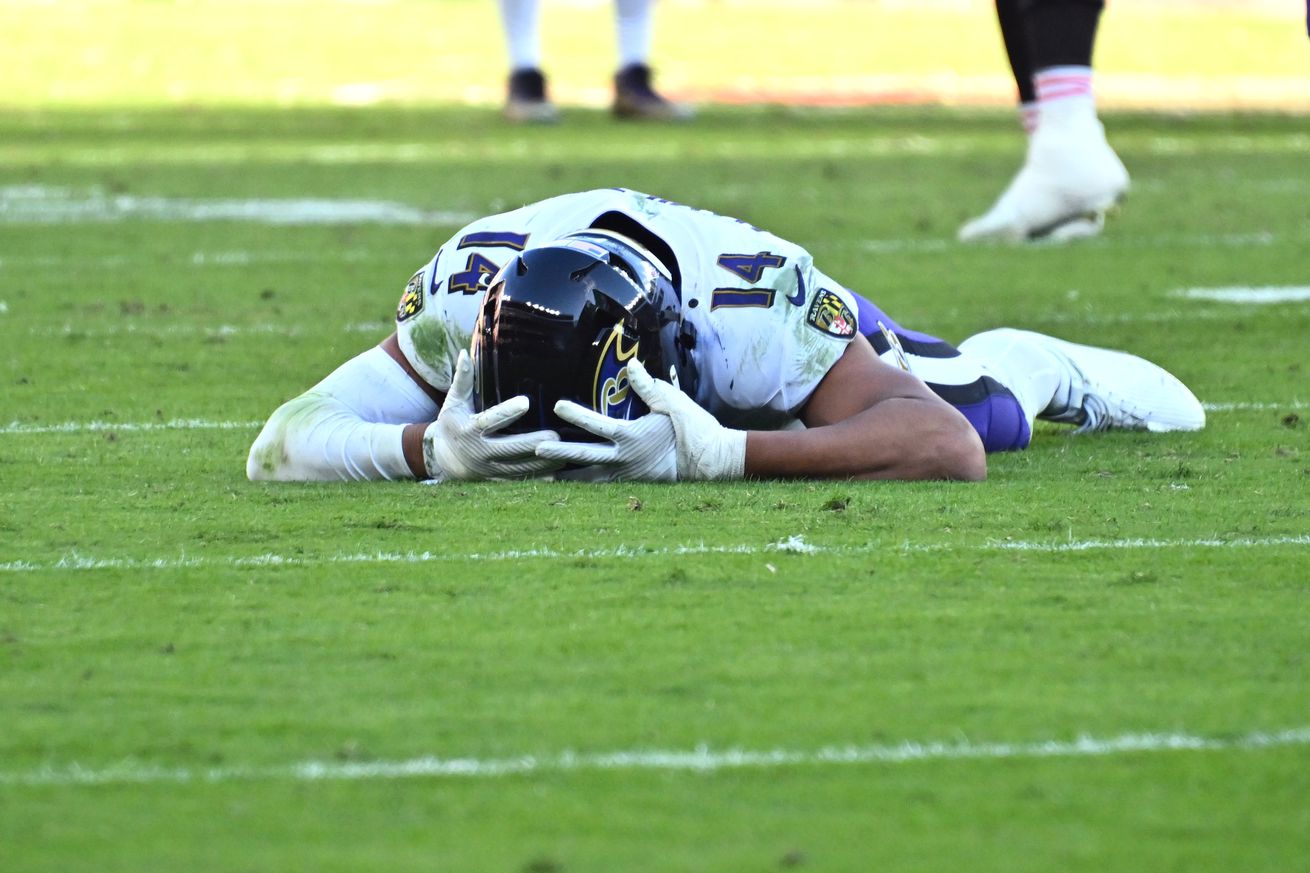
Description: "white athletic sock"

(958, 329), (1067, 428)
(1019, 101), (1039, 136)
(499, 0), (542, 71)
(1034, 66), (1096, 130)
(615, 0), (654, 68)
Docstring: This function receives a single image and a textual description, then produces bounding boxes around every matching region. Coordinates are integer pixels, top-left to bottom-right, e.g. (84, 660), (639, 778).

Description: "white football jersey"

(396, 189), (860, 429)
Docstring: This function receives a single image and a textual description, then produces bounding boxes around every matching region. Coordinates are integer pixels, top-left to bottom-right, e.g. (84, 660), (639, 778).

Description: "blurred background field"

(3, 0), (1307, 111)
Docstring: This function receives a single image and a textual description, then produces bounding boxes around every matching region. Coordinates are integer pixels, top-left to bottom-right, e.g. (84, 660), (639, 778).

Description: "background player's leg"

(499, 0), (558, 123)
(960, 0), (1126, 243)
(996, 0), (1039, 134)
(615, 0), (653, 71)
(1024, 0), (1102, 73)
(612, 0), (693, 120)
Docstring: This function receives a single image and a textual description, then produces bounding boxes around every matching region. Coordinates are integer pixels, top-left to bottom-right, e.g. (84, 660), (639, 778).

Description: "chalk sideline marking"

(0, 419), (262, 435)
(3, 534), (1308, 575)
(985, 535), (1310, 553)
(4, 726), (1308, 787)
(1, 228), (1302, 270)
(23, 321), (393, 339)
(2, 400), (1303, 438)
(13, 312), (1239, 337)
(0, 250), (381, 269)
(0, 186), (475, 226)
(1173, 286), (1310, 305)
(1203, 401), (1306, 412)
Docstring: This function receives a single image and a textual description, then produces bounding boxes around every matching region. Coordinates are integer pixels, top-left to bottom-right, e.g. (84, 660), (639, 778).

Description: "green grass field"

(3, 2), (1309, 872)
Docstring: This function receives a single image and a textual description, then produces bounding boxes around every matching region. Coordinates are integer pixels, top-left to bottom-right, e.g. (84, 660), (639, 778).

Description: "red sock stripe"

(1035, 71), (1093, 103)
(1038, 86), (1092, 103)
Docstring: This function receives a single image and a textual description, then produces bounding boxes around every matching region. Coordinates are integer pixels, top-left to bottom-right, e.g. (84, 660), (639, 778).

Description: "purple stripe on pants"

(951, 384), (1032, 453)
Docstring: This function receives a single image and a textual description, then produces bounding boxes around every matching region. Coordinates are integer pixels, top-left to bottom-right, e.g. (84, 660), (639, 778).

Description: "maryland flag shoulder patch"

(396, 270), (425, 322)
(805, 289), (857, 338)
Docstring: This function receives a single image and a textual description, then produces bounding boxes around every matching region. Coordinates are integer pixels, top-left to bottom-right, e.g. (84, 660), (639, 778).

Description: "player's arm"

(538, 335), (985, 482)
(247, 334), (561, 482)
(746, 334), (986, 481)
(245, 335), (440, 481)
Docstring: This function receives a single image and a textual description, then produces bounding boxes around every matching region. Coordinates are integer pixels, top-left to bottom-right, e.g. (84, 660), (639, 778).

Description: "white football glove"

(537, 403), (679, 482)
(536, 358), (747, 481)
(422, 350), (563, 482)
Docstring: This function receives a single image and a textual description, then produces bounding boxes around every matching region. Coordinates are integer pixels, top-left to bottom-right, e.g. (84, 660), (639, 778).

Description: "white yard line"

(3, 726), (1308, 788)
(1173, 286), (1310, 304)
(2, 534), (1307, 575)
(0, 186), (475, 226)
(5, 308), (1293, 338)
(0, 231), (1298, 271)
(1202, 401), (1306, 412)
(22, 321), (393, 338)
(0, 419), (263, 435)
(4, 307), (1284, 337)
(1, 401), (1300, 437)
(988, 535), (1310, 553)
(15, 308), (1280, 337)
(0, 250), (381, 269)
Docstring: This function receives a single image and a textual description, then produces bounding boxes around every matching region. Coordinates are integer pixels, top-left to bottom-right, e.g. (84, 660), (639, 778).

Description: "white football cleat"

(959, 110), (1129, 243)
(1016, 331), (1206, 433)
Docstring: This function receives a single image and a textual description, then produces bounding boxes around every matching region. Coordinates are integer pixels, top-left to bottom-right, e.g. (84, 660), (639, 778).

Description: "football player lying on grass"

(247, 189), (1204, 483)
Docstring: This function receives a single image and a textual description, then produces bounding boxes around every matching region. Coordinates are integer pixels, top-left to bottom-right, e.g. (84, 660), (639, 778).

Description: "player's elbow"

(247, 414), (293, 481)
(933, 420), (987, 481)
(246, 392), (414, 482)
(908, 411), (987, 482)
(246, 395), (319, 482)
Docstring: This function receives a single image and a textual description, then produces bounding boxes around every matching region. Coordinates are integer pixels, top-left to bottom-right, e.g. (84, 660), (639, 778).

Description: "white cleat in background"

(959, 105), (1129, 244)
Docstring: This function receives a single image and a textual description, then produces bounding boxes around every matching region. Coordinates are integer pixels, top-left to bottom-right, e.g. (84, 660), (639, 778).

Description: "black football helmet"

(471, 229), (697, 441)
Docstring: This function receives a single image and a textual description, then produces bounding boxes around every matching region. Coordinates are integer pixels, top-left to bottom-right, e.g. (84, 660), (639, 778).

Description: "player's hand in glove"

(627, 358), (746, 480)
(537, 403), (679, 482)
(423, 350), (563, 481)
(537, 358), (746, 481)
